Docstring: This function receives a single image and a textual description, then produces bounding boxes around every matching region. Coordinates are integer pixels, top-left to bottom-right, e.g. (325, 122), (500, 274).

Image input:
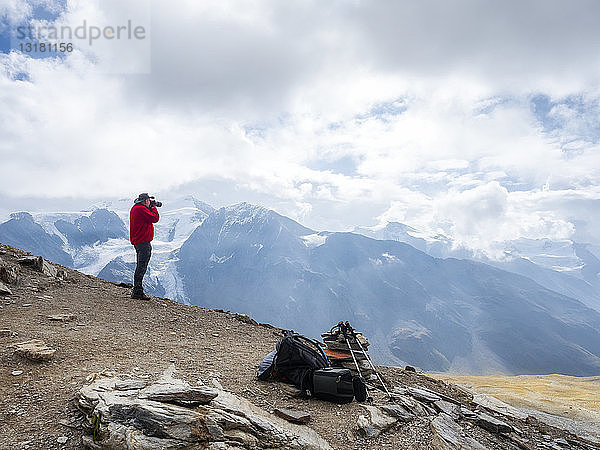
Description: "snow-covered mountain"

(2, 199), (600, 375)
(355, 222), (600, 311)
(0, 196), (214, 301)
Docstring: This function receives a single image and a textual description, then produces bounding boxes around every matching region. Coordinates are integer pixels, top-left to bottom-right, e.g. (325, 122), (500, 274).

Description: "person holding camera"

(129, 193), (161, 300)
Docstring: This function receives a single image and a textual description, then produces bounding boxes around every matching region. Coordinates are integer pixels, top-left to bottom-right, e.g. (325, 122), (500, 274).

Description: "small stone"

(0, 329), (11, 337)
(404, 365), (416, 372)
(0, 281), (12, 295)
(212, 333), (220, 337)
(274, 408), (311, 424)
(14, 339), (56, 361)
(22, 304), (32, 307)
(355, 406), (397, 439)
(48, 314), (75, 322)
(57, 436), (68, 444)
(0, 263), (20, 284)
(12, 370), (23, 376)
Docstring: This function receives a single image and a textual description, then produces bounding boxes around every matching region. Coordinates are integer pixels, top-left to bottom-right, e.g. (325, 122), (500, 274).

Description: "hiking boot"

(131, 291), (151, 300)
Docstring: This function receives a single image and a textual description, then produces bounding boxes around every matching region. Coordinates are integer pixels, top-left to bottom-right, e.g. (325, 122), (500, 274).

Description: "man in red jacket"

(130, 193), (160, 299)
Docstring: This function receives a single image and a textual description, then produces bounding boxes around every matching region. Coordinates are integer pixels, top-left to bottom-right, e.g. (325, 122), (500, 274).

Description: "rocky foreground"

(1, 242), (599, 449)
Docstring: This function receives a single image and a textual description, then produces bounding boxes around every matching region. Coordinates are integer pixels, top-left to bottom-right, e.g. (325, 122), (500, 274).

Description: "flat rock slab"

(380, 404), (415, 422)
(390, 393), (430, 417)
(430, 413), (487, 450)
(460, 407), (479, 420)
(14, 339), (56, 361)
(274, 408), (311, 424)
(473, 393), (528, 420)
(476, 412), (513, 434)
(78, 369), (331, 449)
(434, 400), (461, 420)
(138, 367), (219, 405)
(408, 387), (442, 403)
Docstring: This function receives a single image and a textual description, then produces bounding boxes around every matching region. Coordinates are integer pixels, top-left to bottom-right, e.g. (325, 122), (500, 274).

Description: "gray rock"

(56, 436), (68, 444)
(380, 404), (415, 422)
(114, 379), (147, 391)
(16, 256), (58, 278)
(11, 370), (23, 376)
(0, 329), (11, 337)
(0, 263), (20, 284)
(17, 256), (40, 266)
(476, 412), (513, 434)
(430, 413), (487, 450)
(274, 408), (311, 424)
(554, 438), (569, 447)
(407, 387), (442, 403)
(40, 259), (58, 277)
(355, 405), (398, 438)
(78, 370), (331, 449)
(48, 314), (75, 322)
(434, 400), (461, 420)
(473, 393), (528, 420)
(0, 281), (12, 295)
(139, 369), (219, 405)
(391, 393), (430, 417)
(14, 339), (56, 361)
(460, 407), (479, 420)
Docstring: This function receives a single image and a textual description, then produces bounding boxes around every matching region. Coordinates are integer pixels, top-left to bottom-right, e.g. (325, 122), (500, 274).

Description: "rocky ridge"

(1, 242), (599, 449)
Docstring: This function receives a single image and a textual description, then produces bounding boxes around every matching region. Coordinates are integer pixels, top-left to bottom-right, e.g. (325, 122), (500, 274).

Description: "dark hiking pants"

(133, 241), (152, 294)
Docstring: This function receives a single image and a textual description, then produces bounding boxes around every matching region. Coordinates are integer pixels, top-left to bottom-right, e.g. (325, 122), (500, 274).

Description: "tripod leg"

(353, 334), (392, 400)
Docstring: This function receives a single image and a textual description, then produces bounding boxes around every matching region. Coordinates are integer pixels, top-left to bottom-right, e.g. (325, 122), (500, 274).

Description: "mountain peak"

(9, 211), (34, 221)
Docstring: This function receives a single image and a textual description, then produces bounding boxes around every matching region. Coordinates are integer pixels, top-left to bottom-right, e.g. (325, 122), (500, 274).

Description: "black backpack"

(259, 331), (329, 392)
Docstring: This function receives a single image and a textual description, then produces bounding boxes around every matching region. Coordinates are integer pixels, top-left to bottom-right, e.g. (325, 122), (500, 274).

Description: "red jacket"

(130, 203), (160, 245)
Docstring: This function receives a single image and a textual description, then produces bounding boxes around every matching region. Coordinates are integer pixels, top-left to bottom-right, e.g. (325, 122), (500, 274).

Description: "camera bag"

(312, 367), (355, 403)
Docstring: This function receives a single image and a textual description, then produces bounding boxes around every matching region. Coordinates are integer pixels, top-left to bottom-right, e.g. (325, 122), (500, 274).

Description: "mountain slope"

(0, 212), (74, 267)
(177, 205), (600, 375)
(357, 222), (600, 311)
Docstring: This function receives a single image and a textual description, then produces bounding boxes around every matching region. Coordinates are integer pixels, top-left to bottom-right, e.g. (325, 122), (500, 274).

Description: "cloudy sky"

(1, 0), (600, 255)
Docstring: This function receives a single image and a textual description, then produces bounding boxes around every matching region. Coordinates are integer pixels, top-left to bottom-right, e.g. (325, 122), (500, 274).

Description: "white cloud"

(2, 0), (600, 251)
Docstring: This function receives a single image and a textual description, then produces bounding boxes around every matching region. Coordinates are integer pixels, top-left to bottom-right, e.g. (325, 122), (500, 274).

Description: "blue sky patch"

(531, 94), (600, 148)
(357, 98), (408, 122)
(1, 0), (66, 57)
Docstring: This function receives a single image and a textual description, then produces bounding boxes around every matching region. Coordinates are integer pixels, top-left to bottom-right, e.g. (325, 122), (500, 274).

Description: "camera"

(150, 198), (162, 208)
